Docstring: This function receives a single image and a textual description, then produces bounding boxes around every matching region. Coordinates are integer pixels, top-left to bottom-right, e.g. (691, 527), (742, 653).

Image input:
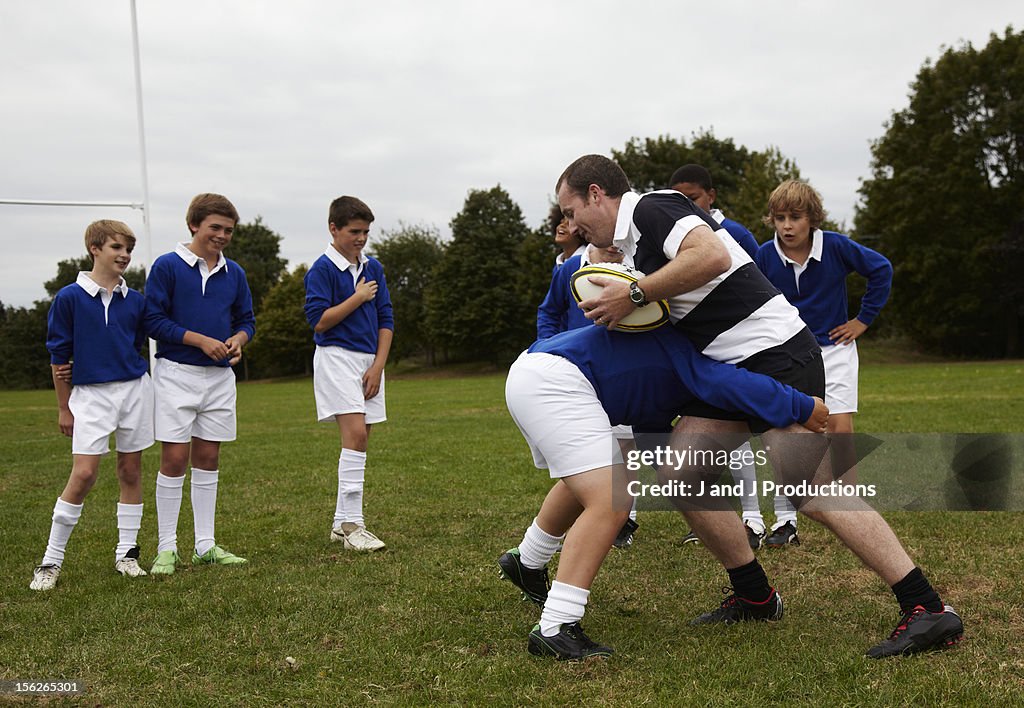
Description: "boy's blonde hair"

(763, 180), (827, 229)
(84, 220), (136, 260)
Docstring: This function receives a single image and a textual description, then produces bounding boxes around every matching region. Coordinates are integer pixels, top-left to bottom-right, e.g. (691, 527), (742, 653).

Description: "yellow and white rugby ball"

(569, 262), (670, 332)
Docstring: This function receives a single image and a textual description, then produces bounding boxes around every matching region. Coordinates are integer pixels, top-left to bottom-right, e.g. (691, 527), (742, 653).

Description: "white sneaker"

(332, 525), (386, 552)
(30, 564), (61, 591)
(114, 557), (148, 577)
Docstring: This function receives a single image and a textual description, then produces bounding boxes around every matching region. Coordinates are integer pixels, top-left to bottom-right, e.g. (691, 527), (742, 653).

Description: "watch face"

(629, 283), (645, 304)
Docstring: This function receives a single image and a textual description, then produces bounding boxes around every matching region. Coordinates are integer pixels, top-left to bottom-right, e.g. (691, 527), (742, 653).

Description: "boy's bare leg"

(190, 437), (221, 471)
(535, 481), (584, 537)
(60, 454), (103, 504)
(160, 441), (191, 477)
(116, 451), (143, 504)
(551, 467), (629, 589)
(336, 413), (369, 452)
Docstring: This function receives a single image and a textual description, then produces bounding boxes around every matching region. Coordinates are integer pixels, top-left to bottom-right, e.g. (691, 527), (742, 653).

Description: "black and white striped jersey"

(613, 190), (807, 364)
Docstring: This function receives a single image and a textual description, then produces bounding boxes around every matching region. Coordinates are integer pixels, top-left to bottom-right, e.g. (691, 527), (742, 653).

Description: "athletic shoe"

(29, 564), (61, 591)
(865, 605), (964, 659)
(331, 526), (386, 552)
(192, 545), (248, 565)
(745, 522), (766, 551)
(528, 622), (613, 661)
(150, 550), (180, 575)
(691, 587), (784, 625)
(497, 548), (550, 605)
(765, 521), (800, 547)
(681, 530), (702, 545)
(612, 519), (639, 549)
(115, 546), (148, 577)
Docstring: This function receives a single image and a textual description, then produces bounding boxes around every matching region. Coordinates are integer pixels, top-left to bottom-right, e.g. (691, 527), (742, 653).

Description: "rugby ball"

(569, 262), (670, 332)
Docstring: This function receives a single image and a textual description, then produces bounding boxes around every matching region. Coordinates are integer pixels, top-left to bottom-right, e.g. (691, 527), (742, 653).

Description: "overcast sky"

(1, 1), (1020, 307)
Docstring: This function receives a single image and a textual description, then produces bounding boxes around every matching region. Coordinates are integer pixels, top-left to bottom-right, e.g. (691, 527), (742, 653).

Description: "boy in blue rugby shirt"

(755, 180), (893, 547)
(145, 194), (255, 575)
(499, 324), (829, 659)
(670, 164), (759, 259)
(670, 164), (766, 548)
(304, 196), (394, 552)
(31, 220), (153, 591)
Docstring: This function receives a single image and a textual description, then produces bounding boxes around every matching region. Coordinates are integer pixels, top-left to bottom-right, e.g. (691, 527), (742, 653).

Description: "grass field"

(1, 357), (1022, 705)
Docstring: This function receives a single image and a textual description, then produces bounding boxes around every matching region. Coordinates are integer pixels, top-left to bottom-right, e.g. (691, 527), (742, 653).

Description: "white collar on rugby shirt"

(555, 243), (588, 266)
(709, 208), (726, 225)
(611, 191), (642, 265)
(175, 241), (228, 273)
(773, 228), (824, 267)
(75, 271), (128, 297)
(324, 244), (368, 273)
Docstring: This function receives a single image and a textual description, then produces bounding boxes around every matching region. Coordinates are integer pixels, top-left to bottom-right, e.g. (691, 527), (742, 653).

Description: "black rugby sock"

(727, 559), (773, 603)
(891, 567), (943, 613)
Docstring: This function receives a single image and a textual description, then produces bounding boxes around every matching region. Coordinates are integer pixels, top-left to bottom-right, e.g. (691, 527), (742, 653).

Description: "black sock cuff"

(727, 559), (772, 603)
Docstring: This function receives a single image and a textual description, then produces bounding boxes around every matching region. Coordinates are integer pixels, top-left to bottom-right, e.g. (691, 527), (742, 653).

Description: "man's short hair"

(84, 220), (135, 260)
(186, 193), (239, 230)
(556, 154), (631, 200)
(764, 180), (827, 229)
(329, 196), (375, 228)
(669, 164), (713, 191)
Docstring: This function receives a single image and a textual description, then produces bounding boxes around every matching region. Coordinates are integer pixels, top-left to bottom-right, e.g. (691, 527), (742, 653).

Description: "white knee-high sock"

(735, 442), (765, 534)
(116, 502), (144, 560)
(155, 472), (184, 553)
(540, 581), (590, 636)
(191, 468), (219, 556)
(41, 498), (83, 567)
(773, 492), (798, 529)
(518, 519), (564, 569)
(335, 449), (366, 526)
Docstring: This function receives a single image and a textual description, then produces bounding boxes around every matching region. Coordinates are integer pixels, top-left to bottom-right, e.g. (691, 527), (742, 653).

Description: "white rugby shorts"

(313, 346), (386, 424)
(821, 341), (859, 414)
(70, 374), (154, 455)
(153, 358), (237, 443)
(505, 351), (620, 478)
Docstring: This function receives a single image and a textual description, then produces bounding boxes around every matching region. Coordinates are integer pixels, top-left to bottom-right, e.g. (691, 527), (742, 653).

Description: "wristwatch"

(629, 281), (648, 307)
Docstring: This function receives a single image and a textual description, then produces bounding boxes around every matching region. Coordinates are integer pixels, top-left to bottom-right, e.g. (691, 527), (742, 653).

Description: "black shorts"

(678, 327), (825, 434)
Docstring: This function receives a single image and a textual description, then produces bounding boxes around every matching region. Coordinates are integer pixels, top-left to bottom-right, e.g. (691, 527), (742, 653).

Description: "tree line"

(2, 28), (1021, 389)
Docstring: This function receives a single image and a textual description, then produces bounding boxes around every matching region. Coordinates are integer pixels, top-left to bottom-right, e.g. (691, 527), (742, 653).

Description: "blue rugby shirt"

(755, 230), (892, 347)
(144, 243), (256, 366)
(528, 325), (814, 431)
(303, 246), (394, 354)
(47, 273), (148, 385)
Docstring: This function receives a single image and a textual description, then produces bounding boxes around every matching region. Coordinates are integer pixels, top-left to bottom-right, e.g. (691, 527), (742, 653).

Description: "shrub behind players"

(144, 194), (255, 575)
(31, 220), (153, 590)
(304, 196), (394, 552)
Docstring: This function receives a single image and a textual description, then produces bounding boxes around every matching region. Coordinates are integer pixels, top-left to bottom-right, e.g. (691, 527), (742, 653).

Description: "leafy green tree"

(857, 27), (1024, 356)
(0, 300), (51, 389)
(612, 130), (804, 243)
(517, 221), (560, 339)
(370, 223), (445, 364)
(425, 186), (534, 363)
(244, 265), (314, 378)
(226, 216), (288, 313)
